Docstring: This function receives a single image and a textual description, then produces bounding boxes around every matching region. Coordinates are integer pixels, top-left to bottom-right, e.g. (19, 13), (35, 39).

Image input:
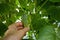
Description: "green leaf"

(47, 6), (60, 21)
(38, 25), (56, 40)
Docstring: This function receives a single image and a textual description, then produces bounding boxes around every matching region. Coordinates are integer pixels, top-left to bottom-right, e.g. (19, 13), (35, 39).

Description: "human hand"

(4, 22), (30, 40)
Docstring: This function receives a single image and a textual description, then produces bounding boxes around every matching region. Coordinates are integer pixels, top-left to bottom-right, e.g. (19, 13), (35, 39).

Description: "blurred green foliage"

(0, 0), (60, 40)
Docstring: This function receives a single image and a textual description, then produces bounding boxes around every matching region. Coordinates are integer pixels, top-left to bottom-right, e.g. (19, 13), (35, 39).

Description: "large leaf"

(38, 25), (56, 40)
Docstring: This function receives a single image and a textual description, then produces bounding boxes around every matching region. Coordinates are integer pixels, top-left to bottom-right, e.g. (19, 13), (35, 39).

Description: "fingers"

(8, 22), (24, 30)
(17, 26), (23, 30)
(4, 22), (24, 36)
(15, 22), (24, 30)
(15, 22), (23, 27)
(15, 27), (30, 40)
(17, 27), (30, 35)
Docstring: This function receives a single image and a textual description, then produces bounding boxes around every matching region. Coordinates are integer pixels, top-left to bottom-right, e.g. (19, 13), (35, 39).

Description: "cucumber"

(21, 14), (31, 27)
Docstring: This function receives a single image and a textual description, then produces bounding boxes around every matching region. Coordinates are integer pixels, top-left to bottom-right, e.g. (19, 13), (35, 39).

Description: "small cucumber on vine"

(21, 14), (31, 27)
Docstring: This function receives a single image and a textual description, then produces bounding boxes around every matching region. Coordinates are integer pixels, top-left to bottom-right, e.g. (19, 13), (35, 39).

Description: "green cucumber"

(21, 14), (31, 27)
